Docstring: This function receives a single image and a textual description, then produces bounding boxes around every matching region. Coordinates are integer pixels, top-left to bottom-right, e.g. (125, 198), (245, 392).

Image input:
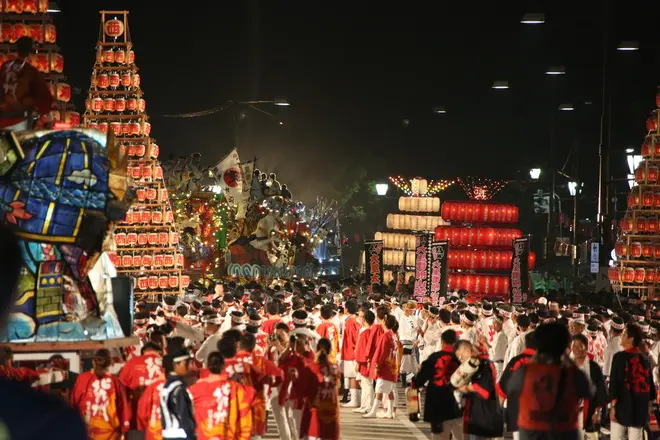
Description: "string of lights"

(388, 176), (454, 196)
(458, 176), (508, 200)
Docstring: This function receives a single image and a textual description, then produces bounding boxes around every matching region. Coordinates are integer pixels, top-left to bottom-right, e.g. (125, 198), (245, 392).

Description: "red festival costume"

(299, 360), (341, 440)
(316, 321), (340, 363)
(137, 379), (164, 440)
(369, 329), (398, 382)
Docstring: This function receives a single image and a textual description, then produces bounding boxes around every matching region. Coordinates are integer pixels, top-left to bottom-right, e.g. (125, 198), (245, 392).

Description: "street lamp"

(625, 147), (635, 153)
(492, 80), (509, 89)
(273, 97), (290, 106)
(626, 154), (643, 174)
(545, 66), (566, 75)
(617, 41), (639, 51)
(627, 175), (636, 189)
(432, 106), (447, 114)
(48, 1), (61, 12)
(568, 181), (583, 197)
(521, 13), (545, 24)
(375, 183), (389, 196)
(529, 168), (542, 180)
(558, 103), (575, 111)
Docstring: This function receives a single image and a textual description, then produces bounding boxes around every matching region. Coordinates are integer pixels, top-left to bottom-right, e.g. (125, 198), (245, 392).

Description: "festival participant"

(353, 310), (376, 414)
(500, 305), (517, 344)
(479, 315), (508, 378)
(137, 377), (165, 440)
(278, 333), (315, 440)
(267, 322), (293, 440)
(419, 306), (442, 364)
(160, 348), (196, 440)
(460, 310), (479, 346)
(195, 313), (225, 367)
(398, 301), (420, 387)
(571, 334), (608, 439)
(0, 345), (40, 383)
(235, 333), (282, 440)
(363, 315), (398, 419)
(609, 323), (656, 440)
(316, 304), (340, 364)
(119, 342), (164, 416)
(297, 338), (341, 440)
(503, 314), (532, 367)
(340, 299), (362, 408)
(501, 323), (592, 440)
(586, 322), (607, 370)
(245, 312), (269, 358)
(189, 352), (254, 440)
(497, 332), (537, 440)
(411, 329), (462, 440)
(262, 301), (283, 335)
(0, 37), (53, 129)
(454, 340), (503, 439)
(71, 349), (132, 440)
(477, 303), (496, 346)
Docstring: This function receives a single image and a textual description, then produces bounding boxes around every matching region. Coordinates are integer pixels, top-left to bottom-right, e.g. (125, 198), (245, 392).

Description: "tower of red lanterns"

(435, 179), (535, 301)
(0, 0), (79, 127)
(609, 90), (660, 300)
(84, 11), (185, 296)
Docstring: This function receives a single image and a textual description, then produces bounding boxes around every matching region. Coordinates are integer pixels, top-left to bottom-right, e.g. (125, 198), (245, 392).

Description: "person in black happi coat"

(412, 329), (462, 439)
(455, 340), (503, 440)
(609, 323), (656, 440)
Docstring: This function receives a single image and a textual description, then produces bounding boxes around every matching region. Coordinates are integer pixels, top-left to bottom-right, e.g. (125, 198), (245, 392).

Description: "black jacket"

(609, 348), (656, 427)
(497, 348), (535, 432)
(464, 358), (503, 438)
(160, 375), (196, 439)
(413, 347), (462, 424)
(584, 359), (608, 432)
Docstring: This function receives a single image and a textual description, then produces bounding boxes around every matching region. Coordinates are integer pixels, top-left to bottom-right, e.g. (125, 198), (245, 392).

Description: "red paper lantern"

(103, 50), (115, 63)
(97, 73), (109, 89)
(91, 97), (103, 112)
(22, 0), (38, 13)
(620, 216), (634, 232)
(642, 243), (654, 258)
(11, 23), (27, 43)
(654, 192), (660, 208)
(44, 24), (56, 43)
(0, 24), (12, 43)
(635, 167), (646, 183)
(121, 72), (132, 87)
(57, 83), (71, 102)
(109, 73), (120, 88)
(647, 114), (659, 132)
(103, 97), (115, 112)
(648, 217), (659, 233)
(150, 143), (160, 159)
(110, 122), (122, 136)
(649, 167), (660, 183)
(646, 269), (656, 284)
(634, 268), (646, 283)
(138, 98), (146, 112)
(607, 267), (620, 282)
(636, 216), (648, 233)
(104, 19), (125, 38)
(128, 50), (135, 64)
(5, 0), (22, 13)
(615, 242), (627, 258)
(115, 50), (126, 64)
(627, 191), (641, 208)
(38, 0), (48, 12)
(99, 122), (108, 133)
(643, 191), (654, 207)
(441, 201), (519, 224)
(50, 53), (64, 73)
(29, 24), (43, 43)
(623, 267), (635, 283)
(126, 98), (137, 111)
(115, 98), (126, 112)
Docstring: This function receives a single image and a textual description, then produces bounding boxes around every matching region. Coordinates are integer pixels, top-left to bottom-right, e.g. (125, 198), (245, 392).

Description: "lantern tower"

(0, 0), (79, 127)
(373, 176), (453, 283)
(84, 11), (185, 296)
(435, 178), (535, 301)
(609, 90), (660, 299)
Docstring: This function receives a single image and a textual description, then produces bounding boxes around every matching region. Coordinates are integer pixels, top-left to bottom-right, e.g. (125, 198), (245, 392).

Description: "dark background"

(55, 0), (659, 211)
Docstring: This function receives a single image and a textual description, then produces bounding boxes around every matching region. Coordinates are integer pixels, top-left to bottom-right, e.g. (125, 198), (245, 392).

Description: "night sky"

(55, 1), (660, 206)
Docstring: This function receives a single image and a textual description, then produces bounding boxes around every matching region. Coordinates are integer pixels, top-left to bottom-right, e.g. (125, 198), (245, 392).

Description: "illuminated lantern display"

(375, 177), (454, 284)
(612, 92), (660, 299)
(0, 6), (78, 126)
(441, 201), (519, 224)
(84, 11), (183, 294)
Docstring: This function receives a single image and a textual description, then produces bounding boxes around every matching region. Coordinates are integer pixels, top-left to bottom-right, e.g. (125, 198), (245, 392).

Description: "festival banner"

(364, 240), (384, 286)
(429, 240), (449, 304)
(509, 237), (530, 303)
(413, 233), (432, 302)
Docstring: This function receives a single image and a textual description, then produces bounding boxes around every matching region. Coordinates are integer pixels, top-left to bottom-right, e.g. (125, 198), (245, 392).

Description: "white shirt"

(504, 329), (531, 367)
(196, 330), (222, 366)
(503, 319), (517, 345)
(398, 314), (420, 342)
(460, 326), (478, 346)
(391, 306), (405, 328)
(478, 316), (496, 346)
(490, 331), (509, 379)
(602, 335), (622, 377)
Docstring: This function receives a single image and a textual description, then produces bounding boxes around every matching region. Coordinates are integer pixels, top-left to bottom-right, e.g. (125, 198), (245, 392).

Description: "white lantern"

(375, 232), (383, 242)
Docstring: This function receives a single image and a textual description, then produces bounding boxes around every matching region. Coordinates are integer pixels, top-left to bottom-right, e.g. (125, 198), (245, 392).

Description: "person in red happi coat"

(189, 352), (255, 440)
(316, 305), (340, 363)
(234, 333), (283, 439)
(71, 349), (132, 440)
(363, 313), (399, 419)
(353, 309), (376, 414)
(340, 300), (362, 408)
(137, 378), (165, 440)
(297, 338), (340, 440)
(118, 342), (164, 428)
(279, 333), (315, 440)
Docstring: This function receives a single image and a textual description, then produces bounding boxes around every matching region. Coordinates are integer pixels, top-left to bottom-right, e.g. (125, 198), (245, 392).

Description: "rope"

(159, 102), (234, 118)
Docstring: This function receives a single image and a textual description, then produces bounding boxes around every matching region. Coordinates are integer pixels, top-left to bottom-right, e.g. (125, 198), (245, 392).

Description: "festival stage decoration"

(0, 1), (80, 128)
(83, 11), (185, 295)
(0, 129), (127, 342)
(610, 94), (660, 299)
(373, 177), (452, 284)
(437, 198), (534, 301)
(457, 177), (508, 201)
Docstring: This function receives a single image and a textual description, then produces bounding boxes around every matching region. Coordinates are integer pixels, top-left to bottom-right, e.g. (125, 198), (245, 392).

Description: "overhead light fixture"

(617, 41), (639, 51)
(545, 66), (565, 75)
(375, 183), (389, 196)
(48, 0), (61, 12)
(521, 13), (545, 24)
(492, 80), (509, 89)
(627, 154), (643, 175)
(558, 103), (575, 111)
(625, 147), (635, 153)
(432, 106), (447, 114)
(568, 181), (583, 197)
(529, 168), (542, 180)
(273, 97), (290, 106)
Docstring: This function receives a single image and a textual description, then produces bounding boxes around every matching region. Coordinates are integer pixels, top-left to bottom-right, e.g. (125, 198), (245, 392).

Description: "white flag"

(213, 148), (243, 198)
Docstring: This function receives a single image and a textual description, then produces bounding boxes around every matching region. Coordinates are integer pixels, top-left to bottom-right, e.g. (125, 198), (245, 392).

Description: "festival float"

(0, 0), (80, 127)
(435, 177), (535, 302)
(609, 90), (660, 299)
(83, 11), (185, 298)
(371, 176), (453, 283)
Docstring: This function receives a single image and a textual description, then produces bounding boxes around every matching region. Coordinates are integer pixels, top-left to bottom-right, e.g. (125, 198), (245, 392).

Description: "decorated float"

(609, 89), (660, 299)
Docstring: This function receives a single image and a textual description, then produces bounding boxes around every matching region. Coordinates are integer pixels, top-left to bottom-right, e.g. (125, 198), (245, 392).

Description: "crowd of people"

(0, 218), (659, 440)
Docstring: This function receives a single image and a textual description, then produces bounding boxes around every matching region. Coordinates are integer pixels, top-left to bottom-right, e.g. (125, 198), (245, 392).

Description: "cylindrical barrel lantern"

(435, 226), (523, 247)
(441, 201), (519, 224)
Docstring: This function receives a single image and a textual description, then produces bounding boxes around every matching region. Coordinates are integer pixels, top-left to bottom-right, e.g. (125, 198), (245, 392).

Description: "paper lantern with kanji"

(57, 83), (71, 102)
(647, 112), (659, 132)
(44, 24), (56, 43)
(5, 0), (22, 13)
(50, 53), (64, 73)
(23, 0), (38, 13)
(29, 24), (43, 43)
(441, 201), (519, 224)
(1, 24), (12, 43)
(11, 23), (28, 43)
(104, 19), (125, 38)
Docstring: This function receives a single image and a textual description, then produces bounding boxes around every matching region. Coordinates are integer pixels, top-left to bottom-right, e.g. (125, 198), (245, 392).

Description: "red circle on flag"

(223, 167), (242, 188)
